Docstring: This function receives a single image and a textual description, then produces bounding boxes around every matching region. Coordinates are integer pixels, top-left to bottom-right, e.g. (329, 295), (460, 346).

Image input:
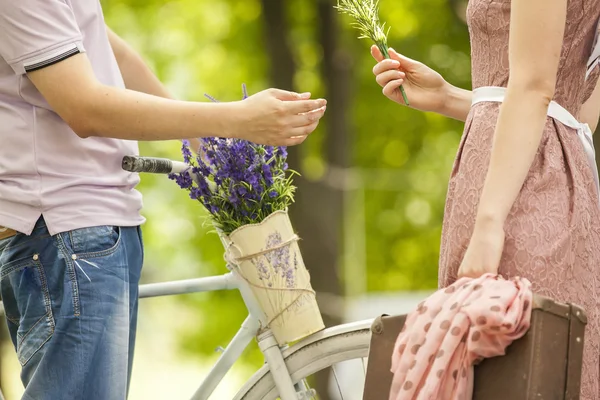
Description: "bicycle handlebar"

(122, 156), (189, 174)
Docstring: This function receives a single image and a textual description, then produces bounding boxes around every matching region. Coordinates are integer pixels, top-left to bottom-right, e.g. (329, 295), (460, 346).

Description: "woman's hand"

(457, 218), (505, 279)
(371, 45), (448, 113)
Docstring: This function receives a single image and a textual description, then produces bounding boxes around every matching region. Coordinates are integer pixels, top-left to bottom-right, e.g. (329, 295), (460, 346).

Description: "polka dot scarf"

(389, 273), (533, 400)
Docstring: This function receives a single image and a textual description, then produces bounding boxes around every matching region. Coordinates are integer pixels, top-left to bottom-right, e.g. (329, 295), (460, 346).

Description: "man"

(0, 0), (327, 399)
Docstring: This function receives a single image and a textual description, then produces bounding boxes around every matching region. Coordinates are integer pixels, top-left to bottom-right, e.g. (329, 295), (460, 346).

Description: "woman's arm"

(475, 0), (567, 227)
(580, 77), (600, 132)
(371, 47), (472, 122)
(440, 83), (472, 122)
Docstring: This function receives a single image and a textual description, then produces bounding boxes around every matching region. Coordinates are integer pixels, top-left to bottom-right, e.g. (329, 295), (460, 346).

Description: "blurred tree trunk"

(260, 0), (350, 321)
(260, 0), (296, 108)
(449, 0), (469, 23)
(261, 0), (352, 398)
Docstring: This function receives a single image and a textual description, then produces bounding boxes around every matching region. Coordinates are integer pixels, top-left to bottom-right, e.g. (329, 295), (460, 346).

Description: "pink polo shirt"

(0, 0), (144, 236)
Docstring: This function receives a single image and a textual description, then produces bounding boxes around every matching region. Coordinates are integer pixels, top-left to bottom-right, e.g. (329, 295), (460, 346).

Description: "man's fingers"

(269, 88), (312, 101)
(383, 79), (405, 97)
(284, 98), (327, 114)
(288, 106), (326, 127)
(282, 135), (310, 147)
(376, 70), (405, 88)
(372, 59), (401, 76)
(289, 121), (319, 138)
(275, 121), (319, 145)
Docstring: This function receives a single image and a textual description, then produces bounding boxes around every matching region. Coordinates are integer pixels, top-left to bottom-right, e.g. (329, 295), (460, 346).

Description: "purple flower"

(181, 141), (193, 163)
(228, 193), (240, 205)
(169, 84), (296, 234)
(189, 187), (202, 200)
(277, 147), (287, 158)
(169, 171), (193, 189)
(262, 163), (273, 186)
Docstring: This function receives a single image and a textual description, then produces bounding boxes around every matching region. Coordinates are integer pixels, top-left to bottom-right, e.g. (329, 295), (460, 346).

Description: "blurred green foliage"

(101, 0), (471, 371)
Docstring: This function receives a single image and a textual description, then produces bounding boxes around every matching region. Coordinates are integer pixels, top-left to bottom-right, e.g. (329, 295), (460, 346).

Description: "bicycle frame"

(1, 153), (309, 400)
(0, 271), (299, 400)
(139, 269), (299, 400)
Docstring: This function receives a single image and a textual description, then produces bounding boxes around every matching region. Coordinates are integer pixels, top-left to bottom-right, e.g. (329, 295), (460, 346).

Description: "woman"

(373, 0), (600, 397)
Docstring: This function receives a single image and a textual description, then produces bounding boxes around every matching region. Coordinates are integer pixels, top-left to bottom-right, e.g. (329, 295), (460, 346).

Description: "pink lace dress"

(438, 1), (600, 398)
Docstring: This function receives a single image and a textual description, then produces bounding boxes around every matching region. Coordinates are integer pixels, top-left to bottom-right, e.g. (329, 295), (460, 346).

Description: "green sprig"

(335, 0), (409, 106)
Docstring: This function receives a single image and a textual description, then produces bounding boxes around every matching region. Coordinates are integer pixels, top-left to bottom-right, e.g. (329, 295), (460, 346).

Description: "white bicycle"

(0, 156), (374, 400)
(126, 155), (373, 400)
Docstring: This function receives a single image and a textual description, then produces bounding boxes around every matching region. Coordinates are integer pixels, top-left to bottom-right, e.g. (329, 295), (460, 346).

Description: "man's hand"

(27, 51), (326, 146)
(235, 89), (326, 146)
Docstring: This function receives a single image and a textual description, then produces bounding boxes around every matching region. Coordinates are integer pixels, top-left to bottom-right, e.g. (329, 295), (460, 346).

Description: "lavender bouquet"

(169, 85), (324, 344)
(169, 86), (296, 235)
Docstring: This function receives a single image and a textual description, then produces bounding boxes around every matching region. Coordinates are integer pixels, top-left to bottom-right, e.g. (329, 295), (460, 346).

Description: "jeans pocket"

(0, 256), (54, 366)
(68, 226), (121, 259)
(61, 226), (128, 317)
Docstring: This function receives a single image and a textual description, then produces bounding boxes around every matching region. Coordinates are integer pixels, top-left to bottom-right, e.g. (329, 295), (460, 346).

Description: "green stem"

(378, 43), (409, 106)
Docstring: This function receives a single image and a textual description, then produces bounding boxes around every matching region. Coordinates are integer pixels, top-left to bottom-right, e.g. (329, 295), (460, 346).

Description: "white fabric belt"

(472, 86), (600, 198)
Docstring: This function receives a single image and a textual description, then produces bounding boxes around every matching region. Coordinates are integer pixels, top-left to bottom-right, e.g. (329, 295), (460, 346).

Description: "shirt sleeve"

(0, 0), (86, 75)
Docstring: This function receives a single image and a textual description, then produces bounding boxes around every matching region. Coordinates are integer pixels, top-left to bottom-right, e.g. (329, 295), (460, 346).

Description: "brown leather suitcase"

(363, 295), (587, 400)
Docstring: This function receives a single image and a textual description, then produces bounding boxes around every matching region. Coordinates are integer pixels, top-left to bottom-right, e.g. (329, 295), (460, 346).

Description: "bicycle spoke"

(361, 357), (366, 377)
(331, 364), (343, 399)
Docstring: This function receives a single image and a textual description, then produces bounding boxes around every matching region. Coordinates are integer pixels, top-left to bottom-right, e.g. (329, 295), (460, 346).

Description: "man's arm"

(106, 26), (201, 150)
(0, 0), (324, 146)
(106, 27), (170, 97)
(28, 53), (325, 146)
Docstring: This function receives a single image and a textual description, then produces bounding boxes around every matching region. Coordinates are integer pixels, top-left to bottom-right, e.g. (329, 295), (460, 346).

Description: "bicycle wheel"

(235, 320), (373, 400)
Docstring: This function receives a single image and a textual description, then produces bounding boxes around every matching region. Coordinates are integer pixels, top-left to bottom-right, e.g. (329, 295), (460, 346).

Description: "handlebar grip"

(122, 156), (188, 174)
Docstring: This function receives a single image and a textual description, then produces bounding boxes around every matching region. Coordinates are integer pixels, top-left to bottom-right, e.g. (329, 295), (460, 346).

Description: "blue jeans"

(0, 218), (143, 399)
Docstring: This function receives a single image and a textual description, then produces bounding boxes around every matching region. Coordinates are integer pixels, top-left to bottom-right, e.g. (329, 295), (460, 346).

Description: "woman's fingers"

(383, 79), (405, 97)
(372, 45), (418, 69)
(370, 45), (384, 62)
(388, 48), (419, 68)
(372, 59), (401, 76)
(375, 70), (406, 87)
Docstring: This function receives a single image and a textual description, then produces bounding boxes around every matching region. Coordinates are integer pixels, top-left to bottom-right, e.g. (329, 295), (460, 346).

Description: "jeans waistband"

(472, 86), (600, 200)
